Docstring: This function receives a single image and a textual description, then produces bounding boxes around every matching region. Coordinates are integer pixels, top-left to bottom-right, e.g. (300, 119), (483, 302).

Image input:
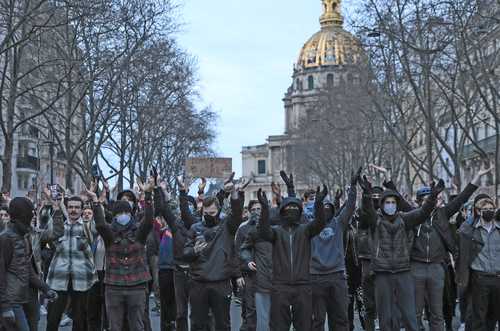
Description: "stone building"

(241, 0), (364, 204)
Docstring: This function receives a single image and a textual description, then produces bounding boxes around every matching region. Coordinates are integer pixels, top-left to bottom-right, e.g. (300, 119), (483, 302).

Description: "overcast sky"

(177, 0), (357, 177)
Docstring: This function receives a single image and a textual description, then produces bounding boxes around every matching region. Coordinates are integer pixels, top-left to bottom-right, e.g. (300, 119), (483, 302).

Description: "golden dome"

(297, 0), (363, 69)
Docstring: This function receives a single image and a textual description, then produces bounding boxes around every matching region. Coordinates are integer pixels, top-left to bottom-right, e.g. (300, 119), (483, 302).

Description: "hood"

(380, 190), (400, 205)
(117, 190), (137, 205)
(279, 197), (303, 215)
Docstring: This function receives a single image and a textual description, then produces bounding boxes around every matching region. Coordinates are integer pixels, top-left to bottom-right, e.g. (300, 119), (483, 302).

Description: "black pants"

(87, 270), (107, 331)
(270, 284), (312, 331)
(412, 262), (445, 331)
(190, 279), (232, 331)
(242, 275), (256, 331)
(361, 260), (376, 331)
(46, 286), (88, 331)
(470, 272), (500, 331)
(159, 269), (176, 331)
(375, 271), (418, 331)
(312, 272), (349, 331)
(174, 268), (190, 331)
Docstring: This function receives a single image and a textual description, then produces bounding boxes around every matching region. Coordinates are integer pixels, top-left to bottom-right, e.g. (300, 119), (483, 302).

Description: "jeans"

(11, 305), (30, 331)
(375, 271), (418, 331)
(361, 259), (376, 331)
(105, 285), (147, 331)
(243, 275), (257, 331)
(255, 292), (271, 331)
(412, 262), (445, 331)
(311, 272), (349, 331)
(470, 272), (500, 331)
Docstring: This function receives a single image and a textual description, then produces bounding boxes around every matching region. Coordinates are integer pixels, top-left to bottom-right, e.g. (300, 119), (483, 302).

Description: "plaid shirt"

(46, 217), (97, 292)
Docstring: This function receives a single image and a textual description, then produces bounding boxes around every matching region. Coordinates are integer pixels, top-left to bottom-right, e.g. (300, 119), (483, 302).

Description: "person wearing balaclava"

(309, 169), (359, 331)
(182, 173), (243, 331)
(410, 167), (491, 331)
(0, 197), (57, 331)
(456, 190), (500, 331)
(359, 174), (443, 331)
(87, 177), (155, 331)
(258, 183), (328, 331)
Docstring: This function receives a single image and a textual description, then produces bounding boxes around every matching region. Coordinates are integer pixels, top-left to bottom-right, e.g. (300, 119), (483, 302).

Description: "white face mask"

(383, 203), (397, 216)
(115, 214), (132, 226)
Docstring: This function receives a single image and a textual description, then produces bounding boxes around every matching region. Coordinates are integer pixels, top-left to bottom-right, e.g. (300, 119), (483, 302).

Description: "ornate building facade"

(241, 0), (364, 204)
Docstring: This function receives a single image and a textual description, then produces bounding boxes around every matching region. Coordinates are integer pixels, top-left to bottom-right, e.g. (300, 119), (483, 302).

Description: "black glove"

(316, 185), (328, 204)
(280, 171), (294, 191)
(383, 179), (397, 191)
(358, 175), (372, 194)
(351, 167), (362, 186)
(429, 179), (445, 199)
(257, 189), (269, 210)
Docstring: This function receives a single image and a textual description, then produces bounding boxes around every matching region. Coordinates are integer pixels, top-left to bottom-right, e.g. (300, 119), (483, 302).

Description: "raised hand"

(271, 182), (281, 197)
(138, 176), (155, 193)
(280, 170), (294, 189)
(151, 166), (159, 186)
(176, 176), (187, 192)
(198, 177), (207, 194)
(335, 189), (343, 201)
(85, 188), (99, 203)
(358, 175), (372, 193)
(257, 188), (269, 209)
(223, 172), (236, 193)
(472, 165), (493, 186)
(351, 167), (362, 186)
(316, 185), (328, 203)
(430, 179), (445, 198)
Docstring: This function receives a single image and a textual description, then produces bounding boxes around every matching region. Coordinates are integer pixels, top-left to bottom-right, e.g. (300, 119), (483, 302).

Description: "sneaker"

(458, 323), (466, 331)
(60, 314), (72, 327)
(39, 305), (47, 316)
(375, 319), (380, 331)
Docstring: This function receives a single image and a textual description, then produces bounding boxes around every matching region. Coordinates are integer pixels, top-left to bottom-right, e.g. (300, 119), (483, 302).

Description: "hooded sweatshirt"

(310, 186), (357, 275)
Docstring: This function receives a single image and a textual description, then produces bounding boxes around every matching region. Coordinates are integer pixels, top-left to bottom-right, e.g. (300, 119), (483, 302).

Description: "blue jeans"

(255, 291), (271, 331)
(11, 305), (30, 331)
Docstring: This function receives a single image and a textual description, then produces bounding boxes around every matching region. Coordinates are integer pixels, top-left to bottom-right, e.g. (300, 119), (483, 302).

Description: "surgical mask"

(115, 214), (132, 226)
(383, 203), (397, 216)
(482, 210), (495, 223)
(250, 210), (260, 222)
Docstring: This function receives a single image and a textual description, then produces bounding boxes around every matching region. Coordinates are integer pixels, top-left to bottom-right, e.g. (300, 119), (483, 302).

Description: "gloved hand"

(280, 171), (295, 193)
(315, 185), (328, 204)
(358, 175), (372, 194)
(351, 167), (362, 186)
(46, 289), (58, 302)
(430, 179), (445, 199)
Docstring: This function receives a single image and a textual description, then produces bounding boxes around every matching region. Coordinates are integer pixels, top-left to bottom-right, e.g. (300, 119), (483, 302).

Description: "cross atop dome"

(320, 0), (344, 28)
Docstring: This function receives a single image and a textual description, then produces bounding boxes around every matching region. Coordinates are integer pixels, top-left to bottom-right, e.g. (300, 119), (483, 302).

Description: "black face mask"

(282, 209), (301, 225)
(482, 210), (495, 223)
(13, 220), (31, 235)
(203, 214), (218, 227)
(373, 199), (380, 210)
(324, 207), (334, 221)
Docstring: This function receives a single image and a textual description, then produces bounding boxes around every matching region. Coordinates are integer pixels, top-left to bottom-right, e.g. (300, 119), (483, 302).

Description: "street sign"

(185, 157), (232, 179)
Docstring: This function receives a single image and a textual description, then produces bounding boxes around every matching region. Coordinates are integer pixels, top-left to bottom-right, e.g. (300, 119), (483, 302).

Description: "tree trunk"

(1, 138), (13, 193)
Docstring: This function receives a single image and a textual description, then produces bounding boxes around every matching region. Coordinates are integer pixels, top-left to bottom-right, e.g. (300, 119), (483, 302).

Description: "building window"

(258, 160), (266, 175)
(327, 74), (334, 88)
(308, 75), (314, 90)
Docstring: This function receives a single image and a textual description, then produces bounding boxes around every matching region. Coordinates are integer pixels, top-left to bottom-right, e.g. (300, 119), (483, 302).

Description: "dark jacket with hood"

(411, 183), (478, 264)
(356, 184), (414, 261)
(360, 190), (436, 273)
(94, 192), (153, 287)
(258, 196), (326, 285)
(183, 197), (243, 282)
(310, 186), (357, 275)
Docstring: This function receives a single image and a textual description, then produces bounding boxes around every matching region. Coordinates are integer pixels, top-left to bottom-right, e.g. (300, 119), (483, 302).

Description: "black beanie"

(9, 197), (34, 223)
(112, 200), (133, 216)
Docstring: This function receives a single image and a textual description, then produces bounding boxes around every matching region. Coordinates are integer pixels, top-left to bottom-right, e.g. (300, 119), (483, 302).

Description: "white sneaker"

(60, 314), (72, 327)
(458, 323), (466, 331)
(39, 305), (47, 315)
(375, 319), (380, 330)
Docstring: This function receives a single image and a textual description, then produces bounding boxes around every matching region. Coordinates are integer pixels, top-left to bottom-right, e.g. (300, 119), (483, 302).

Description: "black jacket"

(360, 192), (436, 273)
(183, 198), (243, 282)
(0, 226), (49, 310)
(258, 198), (326, 285)
(411, 183), (477, 264)
(240, 220), (274, 292)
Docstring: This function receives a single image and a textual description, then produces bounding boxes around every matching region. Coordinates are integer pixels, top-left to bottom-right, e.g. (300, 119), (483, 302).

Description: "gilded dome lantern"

(297, 0), (363, 69)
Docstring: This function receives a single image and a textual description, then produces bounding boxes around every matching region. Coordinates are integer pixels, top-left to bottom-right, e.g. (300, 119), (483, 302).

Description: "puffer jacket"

(360, 191), (436, 273)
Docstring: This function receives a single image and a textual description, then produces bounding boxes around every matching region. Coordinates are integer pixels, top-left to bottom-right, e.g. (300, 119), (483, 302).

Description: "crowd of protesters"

(0, 164), (498, 331)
